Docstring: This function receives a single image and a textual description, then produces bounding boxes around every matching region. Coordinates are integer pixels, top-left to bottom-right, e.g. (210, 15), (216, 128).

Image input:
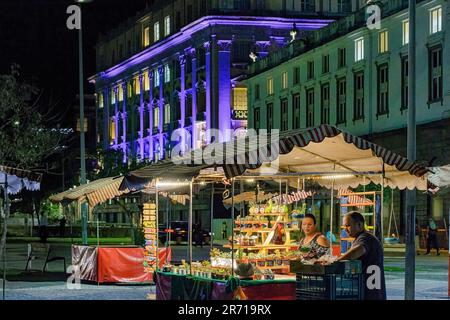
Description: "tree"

(1, 65), (69, 256)
(0, 65), (68, 168)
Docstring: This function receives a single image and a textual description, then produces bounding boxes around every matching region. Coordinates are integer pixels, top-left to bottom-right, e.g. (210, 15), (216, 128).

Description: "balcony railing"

(248, 0), (419, 76)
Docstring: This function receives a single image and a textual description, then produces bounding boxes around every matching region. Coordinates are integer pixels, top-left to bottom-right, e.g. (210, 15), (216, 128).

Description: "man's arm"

(336, 244), (366, 261)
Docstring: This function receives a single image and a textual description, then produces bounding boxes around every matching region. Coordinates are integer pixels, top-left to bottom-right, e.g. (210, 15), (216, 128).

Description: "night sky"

(0, 0), (151, 121)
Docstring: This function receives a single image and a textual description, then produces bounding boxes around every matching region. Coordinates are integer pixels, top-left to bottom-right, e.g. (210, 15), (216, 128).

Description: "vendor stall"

(122, 124), (431, 300)
(72, 245), (171, 283)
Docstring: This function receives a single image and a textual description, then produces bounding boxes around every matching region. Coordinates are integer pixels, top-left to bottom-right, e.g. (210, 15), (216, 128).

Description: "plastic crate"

(295, 273), (364, 300)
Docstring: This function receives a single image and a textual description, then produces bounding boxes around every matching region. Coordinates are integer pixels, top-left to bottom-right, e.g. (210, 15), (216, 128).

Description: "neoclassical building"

(88, 0), (370, 164)
(244, 0), (450, 237)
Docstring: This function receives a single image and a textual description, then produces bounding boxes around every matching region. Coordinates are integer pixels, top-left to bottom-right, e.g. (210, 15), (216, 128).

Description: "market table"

(154, 271), (296, 300)
(72, 245), (171, 283)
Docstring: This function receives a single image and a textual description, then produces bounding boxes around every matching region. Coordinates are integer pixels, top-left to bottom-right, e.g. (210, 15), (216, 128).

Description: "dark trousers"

(426, 233), (439, 254)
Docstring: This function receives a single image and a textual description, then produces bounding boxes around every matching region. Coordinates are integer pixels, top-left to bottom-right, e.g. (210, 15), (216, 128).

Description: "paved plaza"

(0, 242), (448, 300)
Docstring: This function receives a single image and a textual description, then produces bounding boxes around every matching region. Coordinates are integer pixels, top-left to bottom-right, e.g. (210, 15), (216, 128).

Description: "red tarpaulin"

(98, 247), (172, 283)
(72, 245), (171, 283)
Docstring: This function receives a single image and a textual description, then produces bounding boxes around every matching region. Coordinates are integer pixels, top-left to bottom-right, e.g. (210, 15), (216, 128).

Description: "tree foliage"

(0, 66), (68, 168)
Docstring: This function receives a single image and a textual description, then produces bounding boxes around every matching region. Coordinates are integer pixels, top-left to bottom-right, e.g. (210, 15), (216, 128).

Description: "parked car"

(158, 221), (210, 245)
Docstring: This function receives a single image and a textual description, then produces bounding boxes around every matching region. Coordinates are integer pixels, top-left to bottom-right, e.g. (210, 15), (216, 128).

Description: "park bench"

(24, 243), (66, 273)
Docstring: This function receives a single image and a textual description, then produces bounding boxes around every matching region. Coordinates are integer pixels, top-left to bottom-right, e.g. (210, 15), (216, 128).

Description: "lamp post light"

(75, 0), (93, 245)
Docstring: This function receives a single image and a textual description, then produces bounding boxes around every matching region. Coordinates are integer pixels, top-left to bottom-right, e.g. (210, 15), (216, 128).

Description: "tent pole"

(2, 173), (8, 300)
(381, 170), (385, 246)
(231, 178), (235, 277)
(96, 208), (99, 248)
(155, 180), (159, 272)
(330, 179), (334, 257)
(188, 178), (193, 275)
(210, 183), (214, 250)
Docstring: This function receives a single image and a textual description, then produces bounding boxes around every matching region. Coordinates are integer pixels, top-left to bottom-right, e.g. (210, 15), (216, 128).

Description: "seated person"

(234, 262), (254, 280)
(299, 213), (330, 260)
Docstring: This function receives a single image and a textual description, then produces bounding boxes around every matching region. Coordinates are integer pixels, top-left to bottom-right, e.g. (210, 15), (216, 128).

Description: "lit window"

(379, 31), (388, 54)
(76, 118), (88, 132)
(110, 118), (116, 144)
(281, 72), (288, 90)
(164, 104), (170, 124)
(154, 22), (160, 42)
(144, 70), (150, 91)
(154, 69), (160, 87)
(232, 88), (248, 110)
(154, 107), (159, 127)
(430, 6), (442, 34)
(127, 82), (132, 98)
(355, 37), (364, 62)
(267, 77), (273, 95)
(402, 20), (409, 45)
(143, 26), (150, 47)
(98, 93), (104, 109)
(111, 88), (116, 104)
(164, 65), (170, 83)
(164, 16), (170, 37)
(134, 76), (141, 95)
(118, 84), (124, 102)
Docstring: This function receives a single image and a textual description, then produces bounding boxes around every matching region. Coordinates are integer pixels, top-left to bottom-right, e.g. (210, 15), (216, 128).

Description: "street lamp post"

(75, 0), (93, 245)
(405, 0), (416, 300)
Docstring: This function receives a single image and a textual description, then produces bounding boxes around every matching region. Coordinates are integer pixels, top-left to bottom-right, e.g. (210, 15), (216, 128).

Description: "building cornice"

(89, 15), (332, 84)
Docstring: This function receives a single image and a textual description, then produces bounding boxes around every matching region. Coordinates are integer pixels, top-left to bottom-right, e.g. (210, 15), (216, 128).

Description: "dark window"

(307, 60), (314, 80)
(266, 103), (273, 131)
(254, 107), (261, 130)
(336, 78), (346, 125)
(306, 88), (314, 127)
(377, 64), (389, 116)
(301, 0), (315, 11)
(322, 55), (330, 74)
(338, 48), (346, 68)
(187, 5), (193, 22)
(255, 84), (260, 100)
(176, 11), (181, 30)
(338, 0), (348, 12)
(200, 0), (207, 13)
(293, 67), (300, 85)
(281, 99), (288, 131)
(292, 93), (300, 129)
(234, 0), (250, 10)
(127, 40), (131, 56)
(232, 42), (252, 63)
(401, 56), (408, 110)
(429, 46), (443, 103)
(120, 44), (124, 58)
(321, 83), (330, 124)
(256, 0), (265, 10)
(354, 72), (364, 120)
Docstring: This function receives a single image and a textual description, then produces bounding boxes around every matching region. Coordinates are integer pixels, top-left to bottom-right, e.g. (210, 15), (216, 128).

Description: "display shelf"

(340, 202), (374, 207)
(223, 244), (299, 250)
(234, 228), (300, 233)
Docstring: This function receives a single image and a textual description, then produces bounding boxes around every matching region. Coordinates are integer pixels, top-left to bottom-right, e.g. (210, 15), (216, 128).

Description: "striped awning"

(49, 176), (126, 208)
(124, 125), (430, 190)
(0, 165), (42, 194)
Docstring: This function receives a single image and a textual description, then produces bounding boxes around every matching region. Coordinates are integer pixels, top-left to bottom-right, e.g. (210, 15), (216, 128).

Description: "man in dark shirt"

(337, 211), (386, 300)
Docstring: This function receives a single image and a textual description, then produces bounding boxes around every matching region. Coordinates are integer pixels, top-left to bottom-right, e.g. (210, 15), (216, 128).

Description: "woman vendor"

(298, 213), (330, 260)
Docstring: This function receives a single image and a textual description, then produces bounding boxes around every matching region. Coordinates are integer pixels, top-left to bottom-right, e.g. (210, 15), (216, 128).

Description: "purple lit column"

(179, 55), (186, 128)
(121, 82), (127, 163)
(114, 86), (119, 146)
(102, 88), (109, 150)
(217, 40), (232, 141)
(204, 41), (211, 141)
(189, 48), (197, 149)
(138, 73), (144, 161)
(158, 65), (164, 160)
(148, 70), (154, 161)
